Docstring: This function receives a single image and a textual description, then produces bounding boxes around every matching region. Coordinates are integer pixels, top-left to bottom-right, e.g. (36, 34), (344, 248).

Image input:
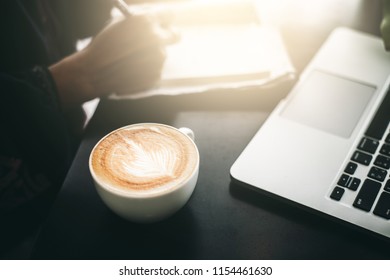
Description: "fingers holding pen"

(84, 13), (178, 67)
(75, 9), (180, 98)
(93, 45), (167, 94)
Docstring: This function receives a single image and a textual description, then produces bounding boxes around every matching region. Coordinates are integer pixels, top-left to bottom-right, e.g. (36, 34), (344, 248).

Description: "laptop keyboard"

(330, 86), (390, 219)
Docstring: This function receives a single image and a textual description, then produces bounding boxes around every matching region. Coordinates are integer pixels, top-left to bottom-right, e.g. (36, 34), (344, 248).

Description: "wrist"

(49, 50), (95, 108)
(24, 66), (60, 109)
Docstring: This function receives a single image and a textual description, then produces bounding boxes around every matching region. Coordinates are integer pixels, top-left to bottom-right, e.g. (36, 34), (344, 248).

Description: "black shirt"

(0, 0), (110, 215)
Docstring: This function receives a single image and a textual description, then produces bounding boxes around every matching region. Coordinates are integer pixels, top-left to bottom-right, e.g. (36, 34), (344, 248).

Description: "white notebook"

(108, 1), (295, 99)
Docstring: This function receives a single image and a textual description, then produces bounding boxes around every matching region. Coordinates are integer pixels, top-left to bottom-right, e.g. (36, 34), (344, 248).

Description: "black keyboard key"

(330, 187), (345, 201)
(353, 179), (381, 212)
(368, 167), (388, 182)
(380, 144), (390, 156)
(348, 178), (361, 191)
(384, 180), (390, 192)
(351, 151), (372, 166)
(374, 154), (390, 169)
(373, 192), (390, 219)
(344, 162), (358, 175)
(385, 133), (390, 144)
(365, 86), (390, 140)
(358, 137), (380, 154)
(337, 174), (351, 187)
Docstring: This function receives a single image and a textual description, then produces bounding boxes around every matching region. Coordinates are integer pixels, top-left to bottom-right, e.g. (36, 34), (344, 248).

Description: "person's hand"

(381, 0), (390, 51)
(49, 14), (178, 108)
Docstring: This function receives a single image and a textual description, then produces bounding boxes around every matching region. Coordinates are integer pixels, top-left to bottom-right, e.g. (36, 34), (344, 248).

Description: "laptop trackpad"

(281, 70), (375, 138)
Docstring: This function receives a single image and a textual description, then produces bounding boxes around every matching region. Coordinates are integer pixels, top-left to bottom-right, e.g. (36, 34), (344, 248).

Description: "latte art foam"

(91, 125), (198, 193)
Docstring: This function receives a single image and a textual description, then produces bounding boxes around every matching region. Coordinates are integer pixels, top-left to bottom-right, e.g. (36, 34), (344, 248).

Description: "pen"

(113, 0), (132, 17)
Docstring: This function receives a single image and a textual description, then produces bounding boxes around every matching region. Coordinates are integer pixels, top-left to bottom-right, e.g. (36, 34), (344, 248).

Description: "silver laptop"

(230, 27), (390, 239)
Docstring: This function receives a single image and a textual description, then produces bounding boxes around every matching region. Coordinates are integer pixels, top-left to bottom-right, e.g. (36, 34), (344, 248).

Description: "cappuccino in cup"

(89, 123), (199, 222)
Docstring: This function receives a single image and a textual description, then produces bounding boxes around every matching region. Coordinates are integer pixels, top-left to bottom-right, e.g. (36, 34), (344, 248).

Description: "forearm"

(49, 50), (96, 108)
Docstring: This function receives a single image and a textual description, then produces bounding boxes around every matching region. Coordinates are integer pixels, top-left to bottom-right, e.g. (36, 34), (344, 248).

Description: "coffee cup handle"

(179, 127), (195, 142)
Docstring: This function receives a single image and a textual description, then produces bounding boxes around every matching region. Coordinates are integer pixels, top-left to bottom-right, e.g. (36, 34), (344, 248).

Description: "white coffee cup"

(89, 123), (199, 223)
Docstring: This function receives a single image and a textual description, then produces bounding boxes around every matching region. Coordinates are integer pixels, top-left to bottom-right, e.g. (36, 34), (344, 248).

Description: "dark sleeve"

(0, 66), (73, 212)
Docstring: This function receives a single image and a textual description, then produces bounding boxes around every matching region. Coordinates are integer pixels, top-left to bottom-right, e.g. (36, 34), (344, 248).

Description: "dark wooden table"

(32, 0), (390, 259)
